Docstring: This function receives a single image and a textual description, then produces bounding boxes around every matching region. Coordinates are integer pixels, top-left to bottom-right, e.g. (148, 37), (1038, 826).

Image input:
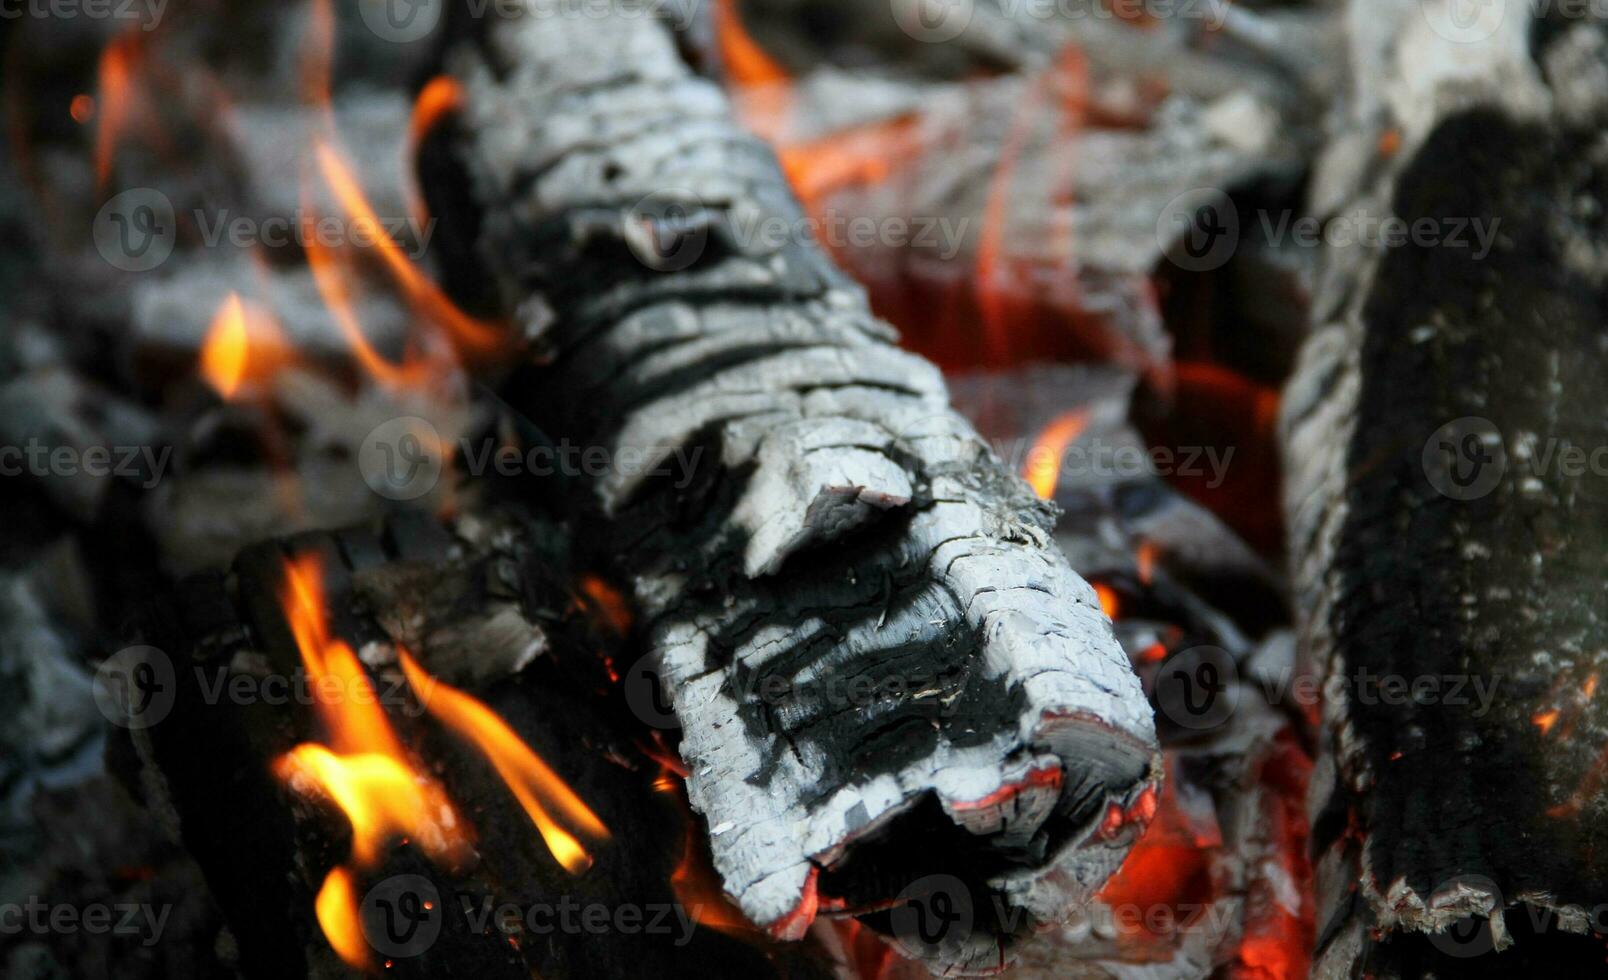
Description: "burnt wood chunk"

(1281, 8), (1608, 976)
(433, 2), (1159, 970)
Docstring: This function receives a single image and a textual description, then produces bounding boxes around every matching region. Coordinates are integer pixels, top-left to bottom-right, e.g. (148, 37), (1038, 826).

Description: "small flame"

(976, 46), (1088, 365)
(406, 76), (464, 230)
(399, 650), (610, 874)
(1094, 582), (1120, 619)
(1137, 541), (1157, 585)
(714, 0), (788, 86)
(200, 292), (293, 399)
(314, 866), (369, 971)
(654, 770), (756, 938)
(274, 556), (467, 968)
(1534, 709), (1560, 736)
(93, 34), (142, 191)
(201, 294), (250, 398)
(1024, 410), (1089, 499)
(314, 140), (504, 358)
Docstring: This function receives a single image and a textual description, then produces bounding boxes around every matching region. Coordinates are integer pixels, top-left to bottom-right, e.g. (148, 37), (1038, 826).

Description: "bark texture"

(1281, 3), (1608, 974)
(438, 2), (1159, 970)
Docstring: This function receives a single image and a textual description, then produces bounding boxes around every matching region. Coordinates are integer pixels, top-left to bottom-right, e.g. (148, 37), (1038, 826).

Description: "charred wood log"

(433, 2), (1159, 971)
(1281, 5), (1608, 975)
(119, 508), (836, 980)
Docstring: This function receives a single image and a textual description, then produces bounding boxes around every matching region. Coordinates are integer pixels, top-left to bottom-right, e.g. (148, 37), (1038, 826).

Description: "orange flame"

(93, 34), (142, 191)
(406, 76), (464, 230)
(273, 556), (468, 969)
(714, 0), (788, 86)
(1023, 410), (1089, 499)
(314, 140), (504, 359)
(579, 574), (633, 637)
(200, 292), (294, 399)
(200, 294), (250, 399)
(314, 866), (369, 971)
(399, 650), (610, 874)
(653, 770), (756, 938)
(976, 45), (1089, 365)
(1094, 582), (1121, 620)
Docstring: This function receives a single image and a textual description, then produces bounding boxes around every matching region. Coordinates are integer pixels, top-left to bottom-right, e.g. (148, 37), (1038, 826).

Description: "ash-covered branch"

(434, 1), (1158, 970)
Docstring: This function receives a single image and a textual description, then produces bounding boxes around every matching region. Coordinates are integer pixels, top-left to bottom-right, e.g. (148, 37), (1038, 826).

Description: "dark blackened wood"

(1281, 9), (1608, 976)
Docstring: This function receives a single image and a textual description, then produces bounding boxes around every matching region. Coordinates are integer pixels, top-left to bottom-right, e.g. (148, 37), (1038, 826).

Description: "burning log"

(940, 363), (1312, 978)
(1282, 5), (1608, 975)
(711, 21), (1313, 373)
(433, 2), (1159, 970)
(120, 508), (839, 979)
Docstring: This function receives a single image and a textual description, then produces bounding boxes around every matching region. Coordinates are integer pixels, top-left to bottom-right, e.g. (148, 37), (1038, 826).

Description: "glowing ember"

(399, 650), (610, 874)
(1137, 540), (1157, 584)
(1094, 582), (1121, 619)
(1534, 709), (1561, 735)
(70, 94), (95, 125)
(1023, 410), (1089, 499)
(976, 45), (1088, 366)
(578, 574), (633, 637)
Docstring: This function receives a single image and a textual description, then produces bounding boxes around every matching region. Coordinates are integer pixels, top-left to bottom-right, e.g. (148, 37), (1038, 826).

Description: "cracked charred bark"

(433, 1), (1159, 971)
(1281, 4), (1608, 976)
